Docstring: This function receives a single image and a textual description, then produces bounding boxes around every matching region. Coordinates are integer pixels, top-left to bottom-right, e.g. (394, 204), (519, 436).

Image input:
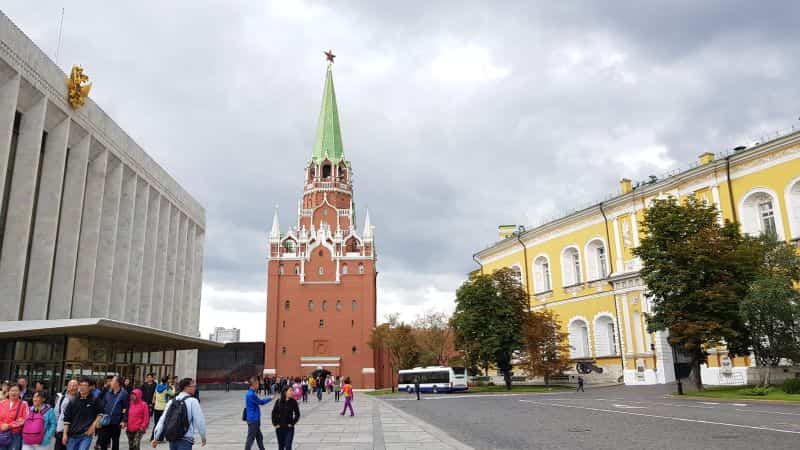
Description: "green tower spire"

(311, 63), (344, 164)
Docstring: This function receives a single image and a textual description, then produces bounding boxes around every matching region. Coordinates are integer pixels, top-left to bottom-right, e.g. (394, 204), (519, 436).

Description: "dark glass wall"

(197, 342), (264, 387)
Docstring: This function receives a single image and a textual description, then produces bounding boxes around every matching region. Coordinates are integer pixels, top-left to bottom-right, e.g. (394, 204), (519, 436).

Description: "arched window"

(293, 264), (299, 275)
(568, 318), (590, 358)
(284, 300), (290, 311)
(594, 316), (617, 356)
(351, 320), (355, 328)
(351, 346), (357, 353)
(351, 300), (357, 311)
(336, 300), (342, 311)
(740, 189), (784, 240)
(533, 256), (551, 293)
(322, 163), (332, 178)
(281, 346), (287, 354)
(307, 300), (314, 311)
(342, 264), (348, 275)
(585, 239), (608, 280)
(322, 300), (328, 311)
(509, 265), (523, 286)
(358, 263), (365, 274)
(786, 179), (800, 239)
(319, 319), (325, 328)
(318, 266), (324, 275)
(278, 264), (284, 275)
(282, 320), (286, 328)
(283, 239), (296, 253)
(561, 247), (582, 286)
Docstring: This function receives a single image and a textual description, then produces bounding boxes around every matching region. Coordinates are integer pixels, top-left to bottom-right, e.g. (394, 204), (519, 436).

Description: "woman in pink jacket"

(125, 389), (149, 450)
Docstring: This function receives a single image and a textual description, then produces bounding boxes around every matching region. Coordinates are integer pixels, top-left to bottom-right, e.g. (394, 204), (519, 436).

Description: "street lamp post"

(671, 343), (684, 395)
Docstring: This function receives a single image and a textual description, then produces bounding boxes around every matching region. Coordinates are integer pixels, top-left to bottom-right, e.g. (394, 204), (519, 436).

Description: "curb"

(373, 396), (475, 450)
(670, 394), (800, 405)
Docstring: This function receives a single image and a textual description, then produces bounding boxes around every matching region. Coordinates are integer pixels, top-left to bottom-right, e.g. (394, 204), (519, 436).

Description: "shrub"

(742, 386), (771, 396)
(782, 378), (800, 394)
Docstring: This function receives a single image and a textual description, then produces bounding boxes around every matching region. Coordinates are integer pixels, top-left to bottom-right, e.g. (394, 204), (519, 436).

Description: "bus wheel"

(407, 386), (414, 394)
(432, 386), (438, 394)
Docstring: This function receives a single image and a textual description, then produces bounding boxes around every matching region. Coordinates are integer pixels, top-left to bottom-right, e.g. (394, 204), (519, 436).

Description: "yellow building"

(474, 130), (800, 385)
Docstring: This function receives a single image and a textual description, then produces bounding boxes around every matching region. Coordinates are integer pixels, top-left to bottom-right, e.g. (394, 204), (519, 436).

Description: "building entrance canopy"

(0, 318), (223, 350)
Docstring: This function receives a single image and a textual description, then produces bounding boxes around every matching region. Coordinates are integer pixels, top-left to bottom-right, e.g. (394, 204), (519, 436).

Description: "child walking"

(339, 377), (354, 417)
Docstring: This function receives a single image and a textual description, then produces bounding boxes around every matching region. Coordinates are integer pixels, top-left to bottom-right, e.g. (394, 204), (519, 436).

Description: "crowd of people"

(0, 371), (356, 450)
(240, 373), (356, 450)
(0, 374), (206, 450)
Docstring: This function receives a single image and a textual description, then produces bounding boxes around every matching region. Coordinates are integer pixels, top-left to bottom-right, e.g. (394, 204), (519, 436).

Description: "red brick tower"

(264, 58), (378, 388)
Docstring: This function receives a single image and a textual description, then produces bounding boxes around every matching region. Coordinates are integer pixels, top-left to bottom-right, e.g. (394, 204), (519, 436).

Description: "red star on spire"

(324, 49), (336, 63)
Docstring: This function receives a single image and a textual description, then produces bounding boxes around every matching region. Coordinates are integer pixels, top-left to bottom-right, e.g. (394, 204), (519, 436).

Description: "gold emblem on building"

(66, 65), (91, 109)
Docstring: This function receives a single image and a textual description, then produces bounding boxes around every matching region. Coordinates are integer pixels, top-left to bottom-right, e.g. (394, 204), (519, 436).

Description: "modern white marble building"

(0, 10), (216, 389)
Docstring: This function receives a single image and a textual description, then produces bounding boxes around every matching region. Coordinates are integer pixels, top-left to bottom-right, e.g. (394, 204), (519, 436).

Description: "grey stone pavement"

(122, 389), (472, 450)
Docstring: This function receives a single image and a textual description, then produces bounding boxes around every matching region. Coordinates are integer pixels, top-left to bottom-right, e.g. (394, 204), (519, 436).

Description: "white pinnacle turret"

(363, 208), (373, 239)
(270, 205), (280, 239)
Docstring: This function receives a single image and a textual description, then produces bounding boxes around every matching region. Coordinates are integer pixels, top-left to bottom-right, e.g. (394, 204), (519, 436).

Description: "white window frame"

(568, 317), (591, 359)
(532, 255), (552, 294)
(561, 246), (583, 287)
(739, 188), (785, 240)
(784, 176), (800, 240)
(584, 238), (608, 281)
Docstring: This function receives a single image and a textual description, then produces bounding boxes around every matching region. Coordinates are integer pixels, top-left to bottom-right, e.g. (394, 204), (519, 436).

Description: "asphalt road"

(380, 385), (800, 450)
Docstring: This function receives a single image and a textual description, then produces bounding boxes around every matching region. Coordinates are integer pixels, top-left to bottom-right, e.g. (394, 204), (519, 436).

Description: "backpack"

(161, 398), (190, 442)
(292, 384), (301, 398)
(22, 405), (48, 445)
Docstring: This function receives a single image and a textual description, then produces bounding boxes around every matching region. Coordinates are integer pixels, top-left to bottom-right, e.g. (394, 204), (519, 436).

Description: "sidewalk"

(135, 390), (472, 450)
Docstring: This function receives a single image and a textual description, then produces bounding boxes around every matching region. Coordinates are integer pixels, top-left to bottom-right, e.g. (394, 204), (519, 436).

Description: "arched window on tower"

(322, 163), (332, 178)
(336, 300), (342, 311)
(308, 300), (314, 311)
(284, 300), (290, 311)
(352, 300), (358, 311)
(293, 264), (299, 275)
(342, 264), (348, 275)
(322, 300), (328, 311)
(278, 264), (284, 275)
(358, 263), (365, 274)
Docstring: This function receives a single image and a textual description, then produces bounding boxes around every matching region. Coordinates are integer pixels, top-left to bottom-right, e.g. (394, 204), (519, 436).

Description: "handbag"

(100, 392), (122, 427)
(242, 407), (247, 422)
(0, 400), (23, 445)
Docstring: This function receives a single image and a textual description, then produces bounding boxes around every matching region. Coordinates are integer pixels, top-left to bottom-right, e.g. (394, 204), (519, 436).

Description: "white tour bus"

(398, 366), (468, 394)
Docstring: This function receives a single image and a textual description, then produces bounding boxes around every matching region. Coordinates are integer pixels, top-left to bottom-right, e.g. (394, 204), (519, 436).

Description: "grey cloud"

(5, 1), (799, 335)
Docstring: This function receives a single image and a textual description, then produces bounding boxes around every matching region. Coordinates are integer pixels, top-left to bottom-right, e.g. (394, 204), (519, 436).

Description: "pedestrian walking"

(576, 376), (584, 392)
(333, 377), (341, 402)
(414, 376), (420, 401)
(271, 387), (299, 450)
(62, 377), (103, 450)
(151, 378), (207, 450)
(225, 376), (231, 394)
(54, 380), (78, 450)
(21, 391), (55, 450)
(244, 376), (273, 450)
(150, 377), (173, 442)
(139, 375), (156, 419)
(17, 377), (33, 407)
(97, 375), (129, 450)
(0, 383), (31, 450)
(339, 378), (354, 417)
(300, 380), (307, 404)
(125, 389), (149, 450)
(314, 376), (323, 402)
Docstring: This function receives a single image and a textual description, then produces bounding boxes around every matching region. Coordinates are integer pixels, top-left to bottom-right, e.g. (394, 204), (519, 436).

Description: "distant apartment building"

(209, 327), (241, 343)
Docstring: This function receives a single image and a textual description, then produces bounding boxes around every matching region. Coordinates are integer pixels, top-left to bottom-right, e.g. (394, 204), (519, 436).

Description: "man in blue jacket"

(245, 375), (273, 450)
(98, 375), (129, 450)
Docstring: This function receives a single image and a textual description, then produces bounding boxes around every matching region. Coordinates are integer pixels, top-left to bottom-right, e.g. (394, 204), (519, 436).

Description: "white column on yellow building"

(614, 294), (628, 369)
(612, 216), (624, 271)
(629, 211), (640, 247)
(620, 293), (633, 355)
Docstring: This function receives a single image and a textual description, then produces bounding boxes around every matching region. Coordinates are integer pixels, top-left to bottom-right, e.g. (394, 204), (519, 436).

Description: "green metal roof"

(311, 63), (344, 164)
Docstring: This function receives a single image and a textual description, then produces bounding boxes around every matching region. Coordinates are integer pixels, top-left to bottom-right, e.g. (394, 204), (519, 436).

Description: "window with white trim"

(533, 256), (551, 293)
(586, 239), (608, 280)
(593, 316), (617, 356)
(568, 319), (590, 358)
(561, 247), (582, 286)
(788, 180), (800, 239)
(741, 191), (783, 240)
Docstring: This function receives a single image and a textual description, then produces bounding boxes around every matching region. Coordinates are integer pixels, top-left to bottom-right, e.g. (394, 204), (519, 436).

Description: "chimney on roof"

(620, 178), (633, 194)
(498, 225), (517, 239)
(699, 152), (715, 165)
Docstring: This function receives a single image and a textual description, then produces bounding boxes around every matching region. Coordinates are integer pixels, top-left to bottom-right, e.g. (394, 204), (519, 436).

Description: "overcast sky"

(5, 1), (800, 341)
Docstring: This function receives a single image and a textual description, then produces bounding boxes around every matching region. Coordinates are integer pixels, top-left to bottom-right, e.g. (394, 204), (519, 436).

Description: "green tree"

(740, 239), (800, 386)
(452, 267), (528, 390)
(369, 314), (420, 389)
(633, 196), (760, 390)
(413, 311), (454, 367)
(522, 310), (571, 386)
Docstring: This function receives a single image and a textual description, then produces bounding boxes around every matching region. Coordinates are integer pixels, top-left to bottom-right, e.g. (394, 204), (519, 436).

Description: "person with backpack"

(55, 380), (78, 450)
(97, 376), (129, 450)
(125, 389), (149, 450)
(244, 376), (272, 450)
(339, 377), (354, 417)
(0, 383), (30, 450)
(150, 377), (173, 442)
(62, 377), (103, 450)
(21, 392), (55, 450)
(270, 387), (299, 450)
(151, 378), (206, 450)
